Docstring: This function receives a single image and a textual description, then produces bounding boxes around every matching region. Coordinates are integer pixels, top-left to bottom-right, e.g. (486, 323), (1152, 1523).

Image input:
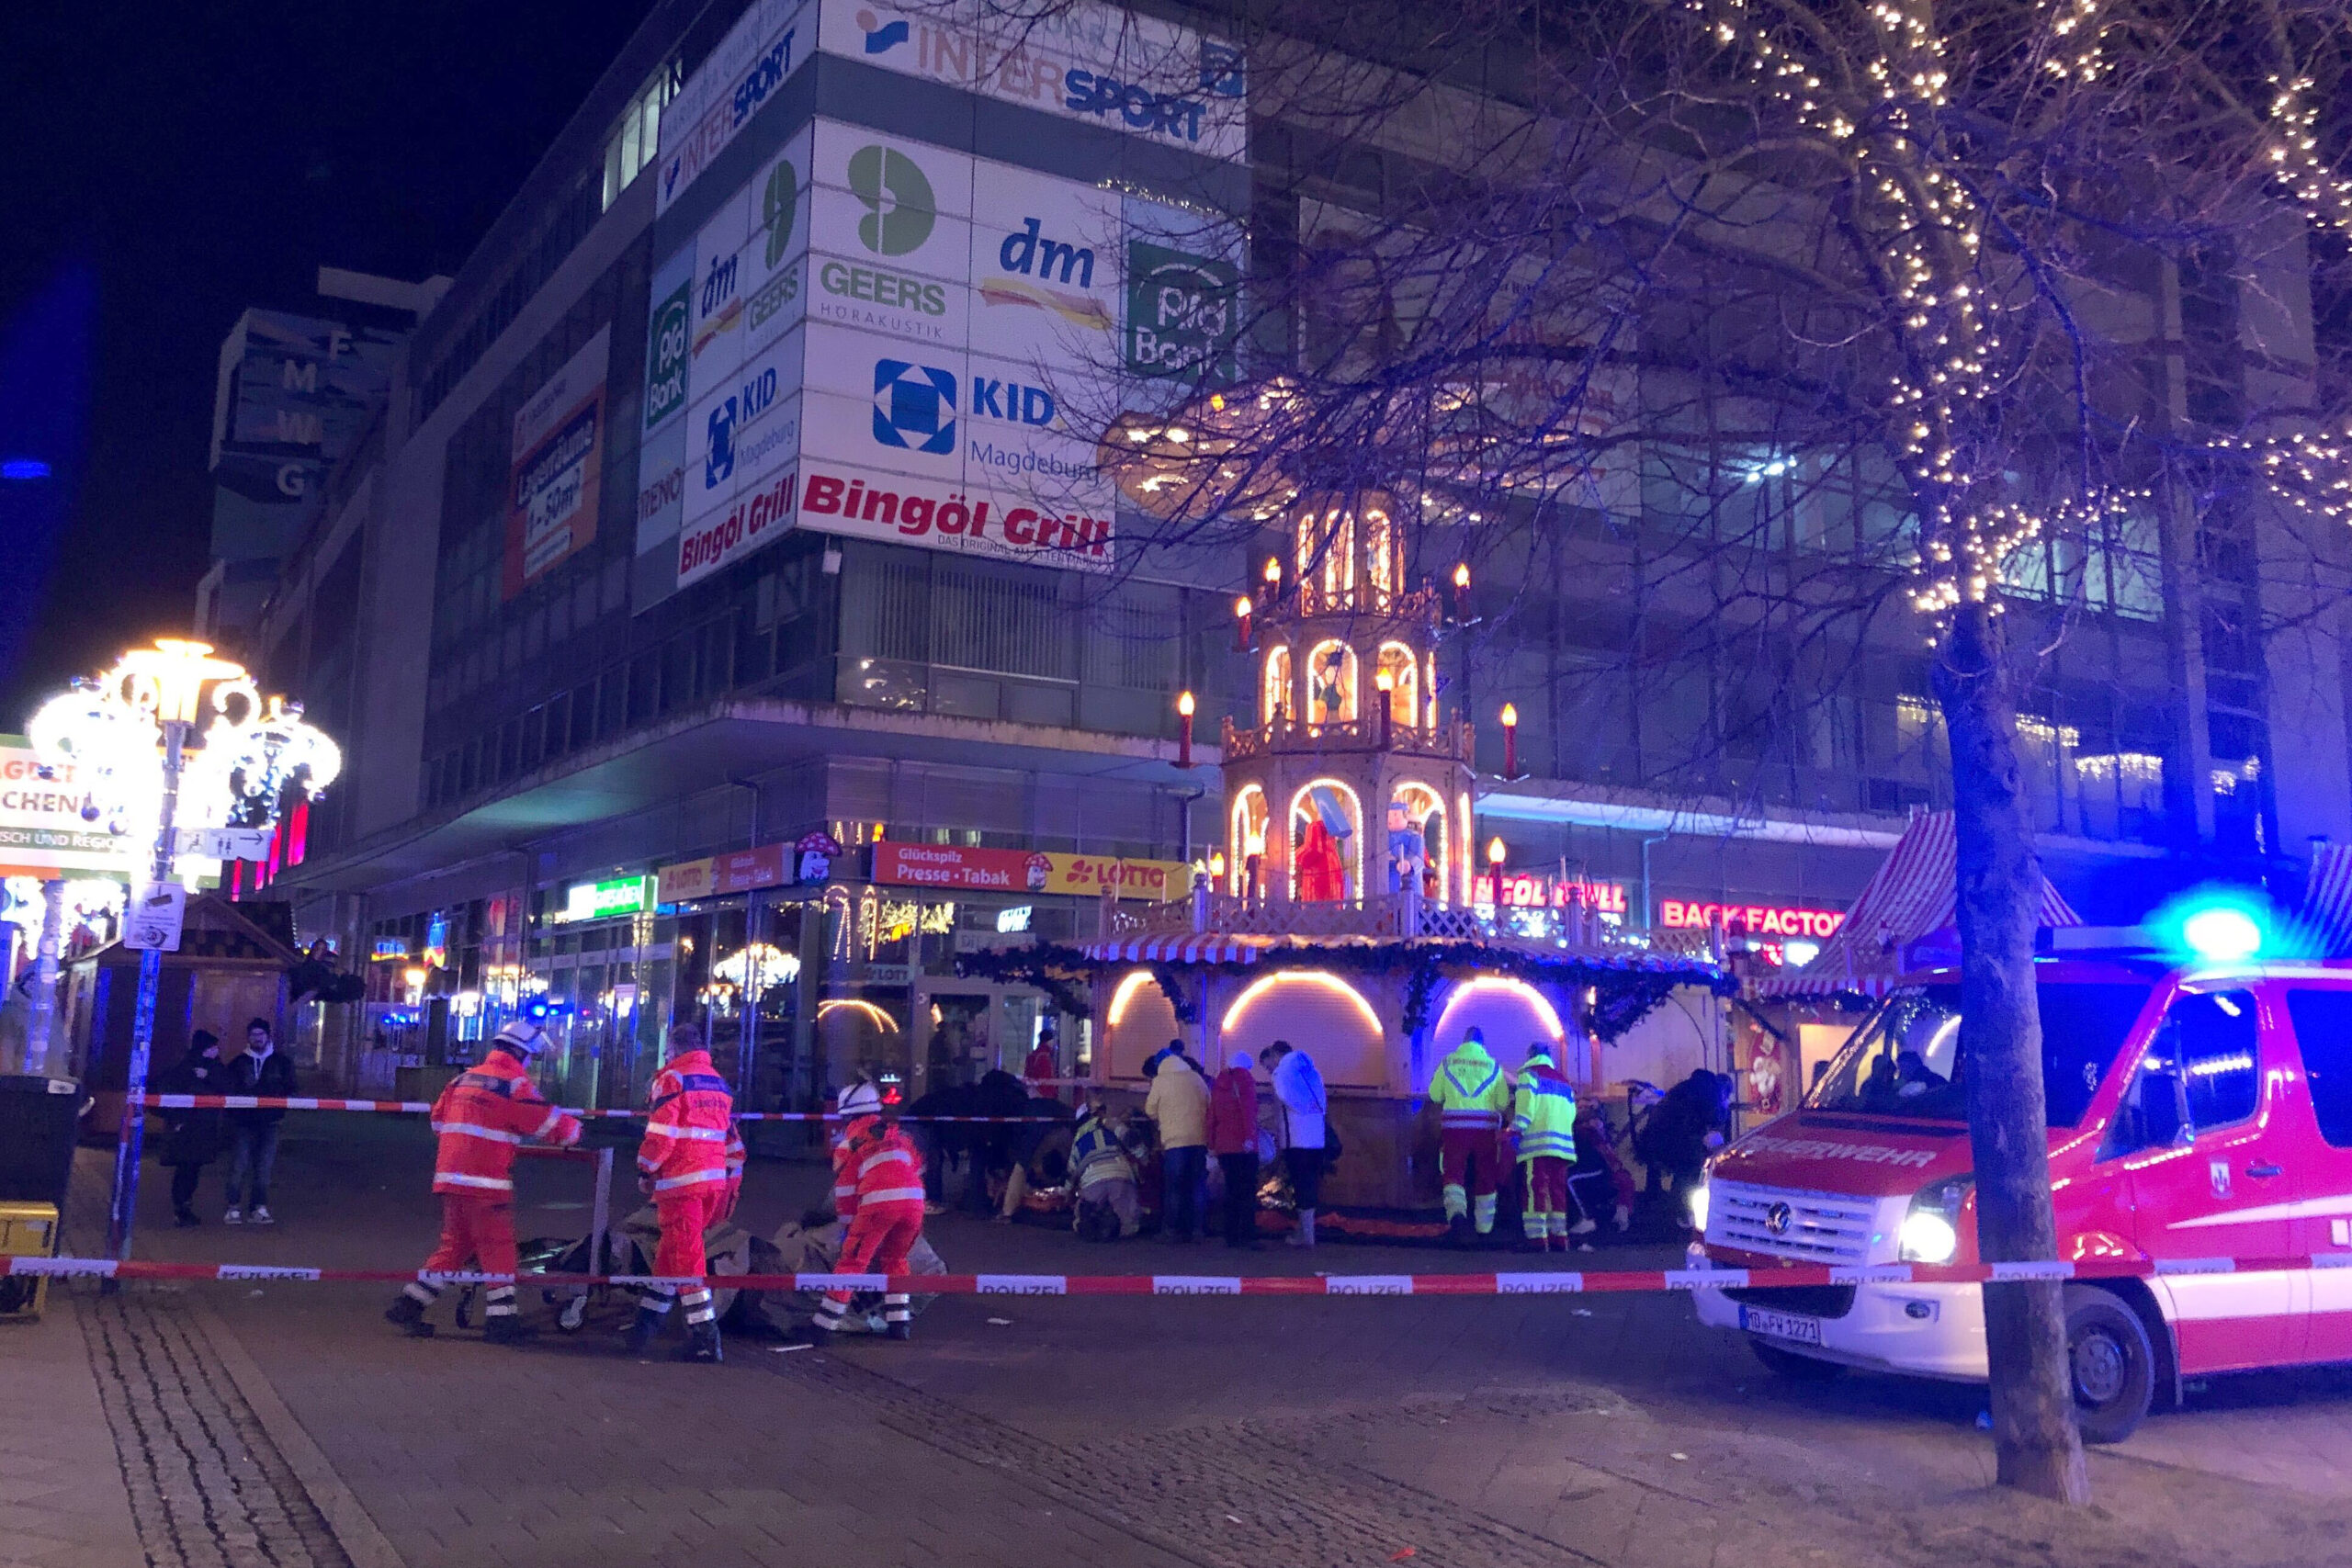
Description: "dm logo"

(848, 144), (936, 257)
(706, 397), (739, 488)
(856, 7), (910, 53)
(760, 159), (799, 270)
(872, 359), (956, 455)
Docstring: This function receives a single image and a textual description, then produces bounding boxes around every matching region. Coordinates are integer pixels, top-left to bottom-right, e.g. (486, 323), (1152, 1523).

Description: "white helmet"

(492, 1020), (546, 1057)
(837, 1080), (885, 1118)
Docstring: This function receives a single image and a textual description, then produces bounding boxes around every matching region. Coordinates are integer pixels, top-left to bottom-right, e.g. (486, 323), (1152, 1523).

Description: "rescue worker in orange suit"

(622, 1022), (741, 1362)
(1428, 1026), (1511, 1244)
(805, 1080), (927, 1340)
(385, 1019), (582, 1342)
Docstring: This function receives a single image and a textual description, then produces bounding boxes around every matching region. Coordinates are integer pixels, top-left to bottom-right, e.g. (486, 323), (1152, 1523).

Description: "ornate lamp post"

(27, 638), (340, 1262)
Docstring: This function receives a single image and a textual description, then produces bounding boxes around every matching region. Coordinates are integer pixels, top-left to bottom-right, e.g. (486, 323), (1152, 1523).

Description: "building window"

(602, 60), (681, 210)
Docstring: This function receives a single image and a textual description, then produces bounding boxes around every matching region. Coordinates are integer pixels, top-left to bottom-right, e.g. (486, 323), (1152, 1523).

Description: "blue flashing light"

(2182, 906), (2263, 963)
(1, 458), (51, 480)
(2148, 885), (2282, 966)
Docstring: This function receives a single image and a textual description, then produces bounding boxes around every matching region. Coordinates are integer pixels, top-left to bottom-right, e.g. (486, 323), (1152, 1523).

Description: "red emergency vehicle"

(1690, 932), (2352, 1440)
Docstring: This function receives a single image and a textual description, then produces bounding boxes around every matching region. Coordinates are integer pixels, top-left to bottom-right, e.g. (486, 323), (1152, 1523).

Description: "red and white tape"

(3, 1253), (2305, 1295)
(137, 1095), (1062, 1125)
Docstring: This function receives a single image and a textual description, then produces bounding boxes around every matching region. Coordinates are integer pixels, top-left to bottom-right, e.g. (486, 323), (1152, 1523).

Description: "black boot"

(484, 1314), (534, 1345)
(684, 1323), (723, 1363)
(384, 1296), (435, 1337)
(622, 1305), (665, 1358)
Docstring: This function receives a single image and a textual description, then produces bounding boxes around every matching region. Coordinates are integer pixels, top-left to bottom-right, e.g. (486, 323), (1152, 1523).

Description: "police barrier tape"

(4, 1253), (2326, 1295)
(136, 1095), (1062, 1124)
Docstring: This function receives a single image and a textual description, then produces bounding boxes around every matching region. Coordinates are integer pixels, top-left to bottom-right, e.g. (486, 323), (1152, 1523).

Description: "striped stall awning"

(1757, 810), (2083, 998)
(2305, 843), (2352, 957)
(1080, 937), (1267, 964)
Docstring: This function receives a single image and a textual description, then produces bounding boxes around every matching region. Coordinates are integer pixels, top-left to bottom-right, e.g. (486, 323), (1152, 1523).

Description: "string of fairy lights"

(1682, 0), (2352, 613)
(1686, 0), (2024, 616)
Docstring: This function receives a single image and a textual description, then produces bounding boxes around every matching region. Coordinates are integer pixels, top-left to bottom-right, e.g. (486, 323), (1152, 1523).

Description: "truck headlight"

(1897, 1211), (1958, 1264)
(1687, 1179), (1710, 1232)
(1898, 1174), (1973, 1263)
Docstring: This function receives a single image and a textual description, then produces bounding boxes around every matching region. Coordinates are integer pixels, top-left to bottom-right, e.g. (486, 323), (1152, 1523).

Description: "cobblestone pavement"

(75, 1290), (353, 1568)
(0, 1292), (143, 1568)
(38, 1116), (2352, 1566)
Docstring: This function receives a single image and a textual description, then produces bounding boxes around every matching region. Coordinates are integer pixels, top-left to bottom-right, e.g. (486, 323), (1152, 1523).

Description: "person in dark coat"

(1640, 1069), (1733, 1213)
(154, 1031), (229, 1227)
(967, 1068), (1033, 1213)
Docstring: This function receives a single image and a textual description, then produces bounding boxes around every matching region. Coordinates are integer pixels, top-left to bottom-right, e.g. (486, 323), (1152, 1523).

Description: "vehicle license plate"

(1739, 1304), (1825, 1345)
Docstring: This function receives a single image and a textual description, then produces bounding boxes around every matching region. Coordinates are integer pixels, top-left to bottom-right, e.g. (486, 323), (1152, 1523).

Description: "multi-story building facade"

(254, 0), (2349, 1111)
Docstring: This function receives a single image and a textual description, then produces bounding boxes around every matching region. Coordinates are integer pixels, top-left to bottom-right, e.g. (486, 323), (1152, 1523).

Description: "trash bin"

(0, 1076), (83, 1211)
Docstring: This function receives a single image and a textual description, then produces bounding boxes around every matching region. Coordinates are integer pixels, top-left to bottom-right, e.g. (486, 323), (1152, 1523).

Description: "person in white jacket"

(1261, 1040), (1327, 1247)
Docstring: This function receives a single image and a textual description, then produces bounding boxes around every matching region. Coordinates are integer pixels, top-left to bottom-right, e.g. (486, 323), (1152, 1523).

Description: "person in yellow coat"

(1428, 1027), (1511, 1243)
(1511, 1043), (1578, 1251)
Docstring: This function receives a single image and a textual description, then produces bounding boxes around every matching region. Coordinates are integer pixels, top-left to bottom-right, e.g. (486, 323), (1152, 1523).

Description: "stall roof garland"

(955, 939), (1731, 1044)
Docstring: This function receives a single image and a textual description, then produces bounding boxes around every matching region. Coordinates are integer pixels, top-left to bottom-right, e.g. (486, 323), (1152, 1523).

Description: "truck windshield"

(1809, 981), (2153, 1126)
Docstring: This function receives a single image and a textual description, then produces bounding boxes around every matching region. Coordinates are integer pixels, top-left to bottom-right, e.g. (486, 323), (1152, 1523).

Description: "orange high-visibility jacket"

(637, 1050), (738, 1196)
(835, 1120), (926, 1224)
(429, 1049), (582, 1196)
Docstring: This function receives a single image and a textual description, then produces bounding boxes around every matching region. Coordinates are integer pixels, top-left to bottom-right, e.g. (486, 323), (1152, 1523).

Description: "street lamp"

(1499, 702), (1519, 779)
(27, 637), (340, 1263)
(1176, 690), (1197, 768)
(1486, 835), (1507, 903)
(1234, 594), (1253, 651)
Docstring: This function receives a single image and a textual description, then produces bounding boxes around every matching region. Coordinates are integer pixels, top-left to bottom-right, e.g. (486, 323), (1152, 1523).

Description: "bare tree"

(983, 0), (2352, 1500)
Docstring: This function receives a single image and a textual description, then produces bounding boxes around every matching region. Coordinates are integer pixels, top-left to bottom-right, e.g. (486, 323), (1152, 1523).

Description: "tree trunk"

(1931, 602), (2091, 1506)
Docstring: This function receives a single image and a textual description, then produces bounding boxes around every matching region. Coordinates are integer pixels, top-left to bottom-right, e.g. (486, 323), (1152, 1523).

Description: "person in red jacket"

(384, 1020), (581, 1343)
(804, 1080), (926, 1340)
(1206, 1052), (1262, 1249)
(623, 1022), (740, 1362)
(1023, 1024), (1062, 1103)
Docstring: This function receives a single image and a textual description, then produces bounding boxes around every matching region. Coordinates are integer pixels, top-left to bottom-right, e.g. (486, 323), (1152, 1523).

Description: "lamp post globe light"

(27, 637), (340, 1262)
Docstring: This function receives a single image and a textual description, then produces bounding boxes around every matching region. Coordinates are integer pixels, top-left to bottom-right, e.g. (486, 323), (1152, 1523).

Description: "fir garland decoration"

(955, 935), (1728, 1044)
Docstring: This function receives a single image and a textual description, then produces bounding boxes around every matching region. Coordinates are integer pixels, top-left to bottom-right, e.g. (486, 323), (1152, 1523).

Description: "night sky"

(0, 1), (656, 723)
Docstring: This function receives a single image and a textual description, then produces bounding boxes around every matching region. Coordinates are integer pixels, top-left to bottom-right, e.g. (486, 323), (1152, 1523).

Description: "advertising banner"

(0, 739), (137, 880)
(873, 841), (1191, 899)
(503, 327), (610, 598)
(796, 458), (1112, 570)
(819, 0), (1247, 163)
(642, 246), (695, 434)
(1658, 898), (1846, 939)
(641, 118), (1242, 603)
(656, 0), (812, 214)
(1474, 873), (1630, 914)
